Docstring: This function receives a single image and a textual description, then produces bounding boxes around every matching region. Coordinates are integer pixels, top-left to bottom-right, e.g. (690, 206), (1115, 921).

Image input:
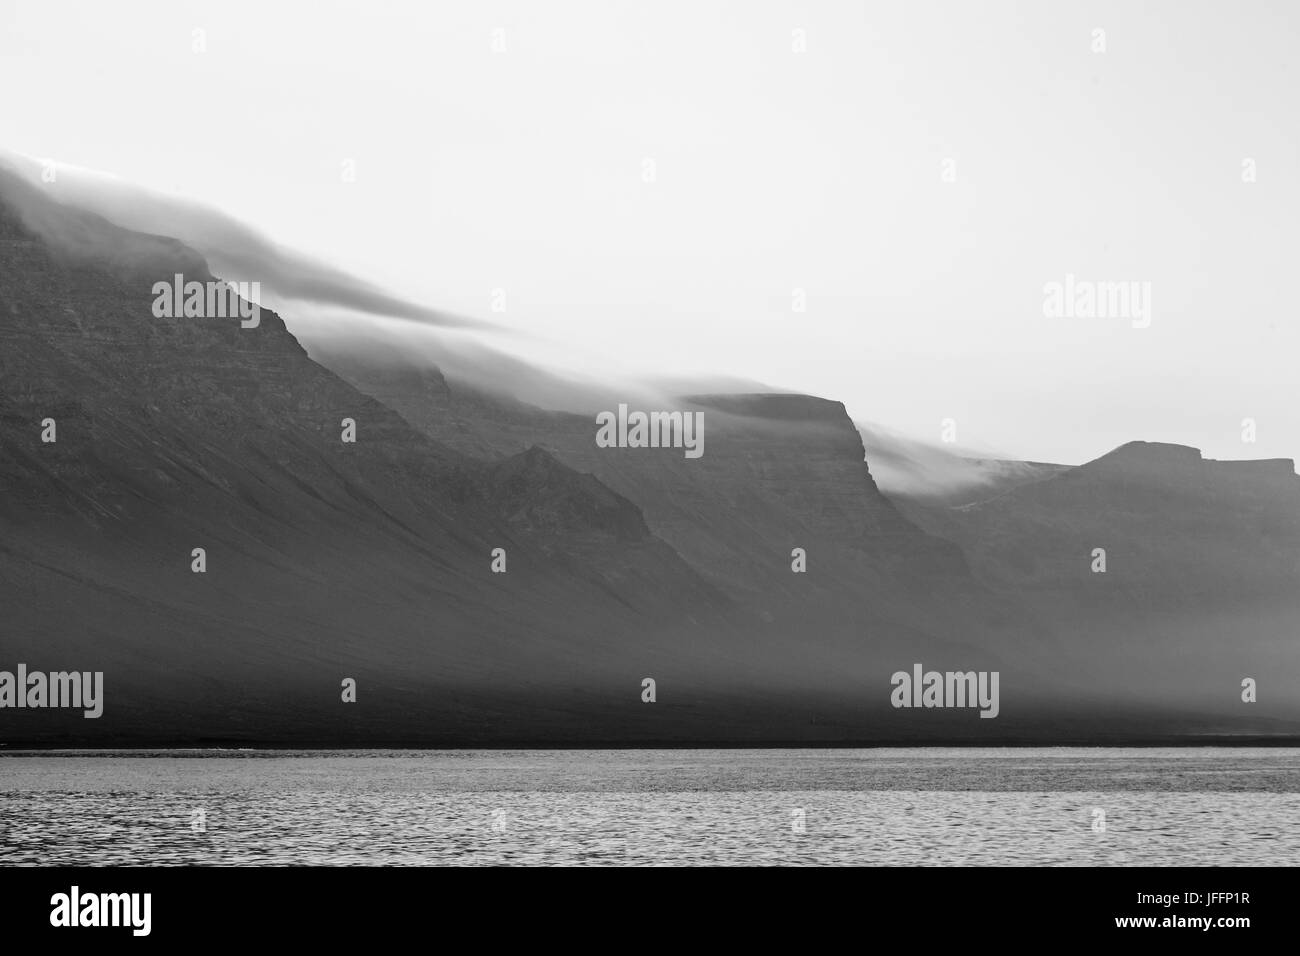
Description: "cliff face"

(311, 335), (1300, 737)
(1, 175), (1050, 744)
(312, 341), (970, 598)
(311, 338), (1076, 728)
(919, 440), (1300, 716)
(6, 166), (1299, 743)
(951, 441), (1300, 597)
(0, 170), (745, 744)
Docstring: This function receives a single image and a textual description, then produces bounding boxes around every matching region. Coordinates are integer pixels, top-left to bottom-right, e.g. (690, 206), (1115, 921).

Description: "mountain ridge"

(4, 169), (1298, 744)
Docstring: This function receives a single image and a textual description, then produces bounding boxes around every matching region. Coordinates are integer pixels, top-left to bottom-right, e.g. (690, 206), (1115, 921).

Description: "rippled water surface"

(2, 748), (1297, 865)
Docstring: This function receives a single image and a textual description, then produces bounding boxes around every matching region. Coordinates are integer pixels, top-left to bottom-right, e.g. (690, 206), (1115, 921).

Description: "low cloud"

(0, 149), (487, 332)
(858, 422), (1068, 503)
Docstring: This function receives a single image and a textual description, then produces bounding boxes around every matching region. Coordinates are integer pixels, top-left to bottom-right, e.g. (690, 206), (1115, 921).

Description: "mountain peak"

(1093, 441), (1204, 467)
(1083, 441), (1297, 487)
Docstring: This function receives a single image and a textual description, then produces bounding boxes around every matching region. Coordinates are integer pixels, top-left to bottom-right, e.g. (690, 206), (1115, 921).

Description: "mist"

(1, 148), (793, 420)
(857, 422), (1071, 504)
(0, 149), (486, 332)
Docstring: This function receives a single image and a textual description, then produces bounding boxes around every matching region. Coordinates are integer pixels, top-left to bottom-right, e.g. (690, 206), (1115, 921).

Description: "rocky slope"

(313, 338), (1198, 738)
(908, 441), (1300, 724)
(0, 168), (745, 744)
(312, 336), (1300, 738)
(5, 165), (1298, 743)
(1, 168), (1048, 745)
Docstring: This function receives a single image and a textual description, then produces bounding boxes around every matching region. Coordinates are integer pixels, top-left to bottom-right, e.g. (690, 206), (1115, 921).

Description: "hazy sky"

(2, 0), (1296, 465)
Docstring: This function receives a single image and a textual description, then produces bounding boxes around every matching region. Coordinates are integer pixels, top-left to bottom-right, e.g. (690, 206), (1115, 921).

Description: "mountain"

(311, 345), (971, 599)
(0, 167), (1048, 745)
(901, 440), (1300, 725)
(309, 335), (1300, 738)
(0, 167), (746, 744)
(269, 331), (1084, 741)
(3, 164), (1298, 744)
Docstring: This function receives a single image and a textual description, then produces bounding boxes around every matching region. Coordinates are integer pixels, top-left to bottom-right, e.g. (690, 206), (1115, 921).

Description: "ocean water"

(1, 748), (1298, 866)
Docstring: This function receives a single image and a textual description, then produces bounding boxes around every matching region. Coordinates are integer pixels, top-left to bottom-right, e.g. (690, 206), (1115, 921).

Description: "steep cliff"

(6, 165), (1297, 744)
(0, 169), (742, 744)
(310, 337), (1088, 736)
(919, 440), (1300, 721)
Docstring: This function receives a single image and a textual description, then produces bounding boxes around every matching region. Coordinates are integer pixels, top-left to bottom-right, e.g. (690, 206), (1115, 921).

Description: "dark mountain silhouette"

(0, 169), (736, 744)
(309, 336), (1300, 740)
(3, 168), (1298, 744)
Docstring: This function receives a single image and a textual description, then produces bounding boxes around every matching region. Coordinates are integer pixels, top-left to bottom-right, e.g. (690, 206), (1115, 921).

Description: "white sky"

(2, 0), (1296, 465)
